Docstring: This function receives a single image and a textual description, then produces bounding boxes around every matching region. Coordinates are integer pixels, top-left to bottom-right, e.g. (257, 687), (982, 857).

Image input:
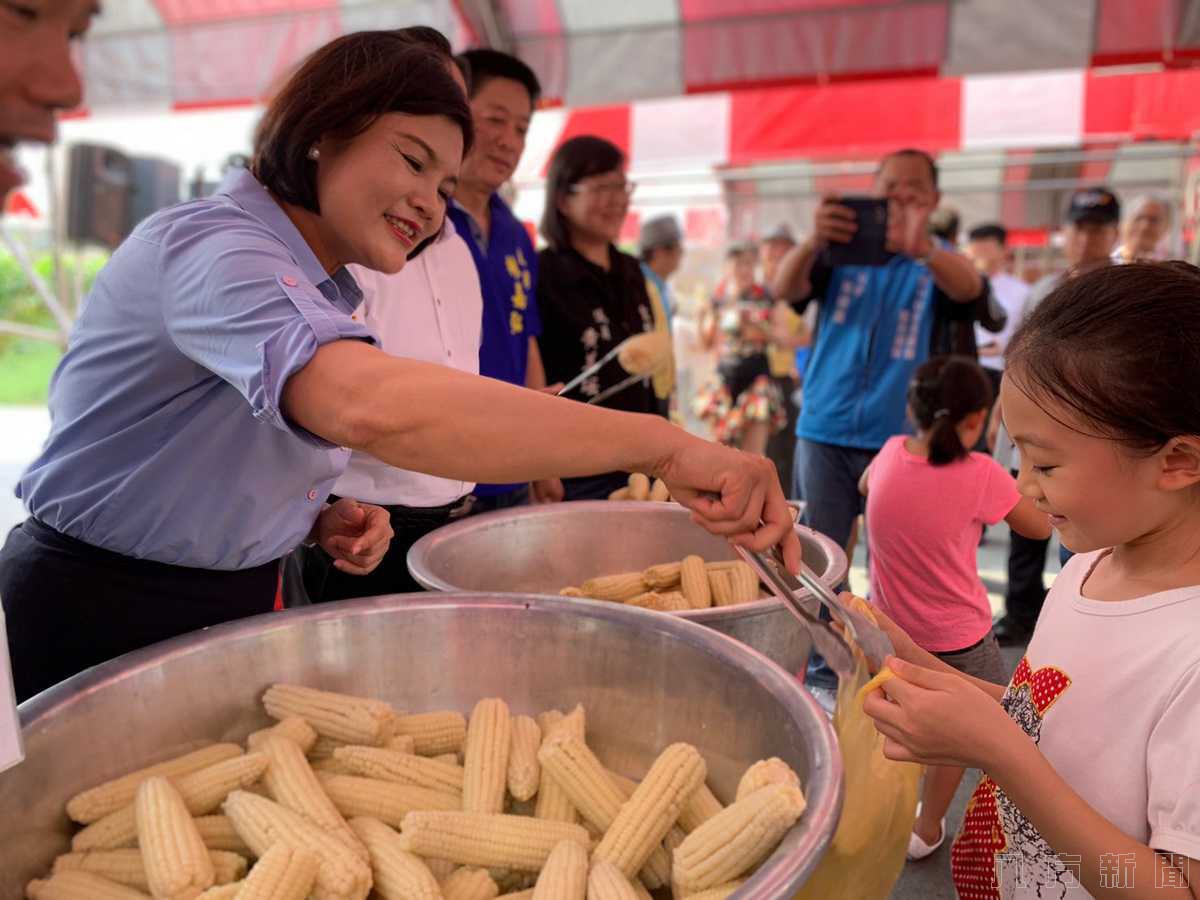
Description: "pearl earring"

(307, 146), (320, 161)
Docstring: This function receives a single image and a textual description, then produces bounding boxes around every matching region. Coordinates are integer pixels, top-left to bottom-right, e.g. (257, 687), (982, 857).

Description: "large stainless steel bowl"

(0, 594), (841, 898)
(408, 501), (849, 673)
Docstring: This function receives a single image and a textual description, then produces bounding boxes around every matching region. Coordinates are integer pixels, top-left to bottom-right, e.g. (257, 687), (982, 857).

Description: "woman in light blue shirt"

(0, 29), (798, 703)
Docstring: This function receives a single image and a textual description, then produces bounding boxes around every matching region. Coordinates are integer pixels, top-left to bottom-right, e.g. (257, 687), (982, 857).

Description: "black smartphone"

(821, 196), (890, 267)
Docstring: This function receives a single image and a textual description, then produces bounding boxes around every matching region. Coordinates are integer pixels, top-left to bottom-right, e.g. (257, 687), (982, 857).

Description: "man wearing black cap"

(990, 186), (1120, 646)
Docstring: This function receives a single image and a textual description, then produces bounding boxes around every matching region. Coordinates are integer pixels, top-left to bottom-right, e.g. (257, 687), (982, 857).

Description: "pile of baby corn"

(607, 473), (671, 503)
(27, 685), (807, 900)
(560, 557), (765, 613)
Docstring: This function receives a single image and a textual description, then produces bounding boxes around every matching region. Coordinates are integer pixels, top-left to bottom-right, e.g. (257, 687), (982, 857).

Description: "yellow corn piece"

(197, 884), (241, 900)
(854, 666), (895, 707)
(262, 684), (395, 747)
(531, 839), (587, 900)
(592, 743), (706, 879)
(393, 710), (468, 757)
(607, 487), (631, 501)
(579, 572), (645, 603)
(640, 562), (681, 591)
(310, 757), (354, 775)
(440, 867), (499, 900)
(135, 776), (216, 900)
(397, 811), (589, 873)
(192, 816), (252, 855)
(846, 594), (879, 625)
(72, 754), (269, 852)
(232, 841), (320, 900)
(333, 746), (464, 797)
(586, 860), (641, 900)
(679, 557), (711, 609)
(247, 717), (318, 755)
(53, 849), (245, 892)
(708, 570), (735, 607)
(672, 784), (806, 895)
(559, 587), (586, 598)
(258, 735), (365, 859)
(534, 707), (584, 824)
(308, 736), (349, 762)
(463, 698), (512, 814)
(678, 880), (745, 900)
(507, 715), (541, 802)
(27, 871), (151, 900)
(624, 591), (690, 613)
(649, 478), (671, 503)
(317, 772), (460, 827)
(435, 753), (461, 766)
(423, 858), (457, 880)
(735, 757), (802, 803)
(66, 744), (243, 825)
(347, 816), (441, 900)
(497, 892), (533, 900)
(627, 473), (651, 501)
(383, 734), (417, 755)
(728, 562), (761, 605)
(678, 783), (724, 833)
(222, 790), (372, 900)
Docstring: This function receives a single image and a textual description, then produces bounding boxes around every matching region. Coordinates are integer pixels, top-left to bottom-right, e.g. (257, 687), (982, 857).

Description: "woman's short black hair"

(1006, 261), (1200, 453)
(540, 135), (625, 251)
(253, 29), (473, 215)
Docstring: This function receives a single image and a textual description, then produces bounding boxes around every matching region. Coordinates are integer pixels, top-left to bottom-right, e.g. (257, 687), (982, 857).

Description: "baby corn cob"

(624, 591), (690, 613)
(606, 486), (631, 500)
(231, 842), (320, 900)
(497, 892), (533, 900)
(333, 746), (464, 796)
(247, 717), (318, 754)
(440, 867), (499, 900)
(585, 861), (640, 900)
(708, 570), (735, 607)
(27, 871), (151, 900)
(649, 478), (671, 502)
(258, 735), (365, 859)
(317, 772), (460, 826)
(579, 572), (645, 603)
(538, 736), (672, 889)
(678, 881), (745, 900)
(193, 816), (252, 855)
(735, 757), (802, 802)
(397, 811), (589, 873)
(135, 776), (216, 900)
(464, 698), (512, 814)
(196, 885), (241, 900)
(435, 753), (461, 766)
(222, 791), (372, 900)
(383, 734), (417, 755)
(640, 562), (681, 591)
(347, 816), (441, 900)
(262, 684), (395, 746)
(592, 743), (706, 879)
(67, 745), (243, 825)
(308, 736), (350, 762)
(627, 473), (651, 501)
(507, 715), (541, 802)
(72, 754), (269, 852)
(52, 850), (245, 892)
(728, 562), (761, 605)
(678, 783), (724, 833)
(672, 784), (806, 894)
(534, 707), (584, 824)
(423, 858), (458, 880)
(679, 557), (711, 609)
(393, 710), (467, 757)
(559, 587), (586, 597)
(531, 840), (587, 900)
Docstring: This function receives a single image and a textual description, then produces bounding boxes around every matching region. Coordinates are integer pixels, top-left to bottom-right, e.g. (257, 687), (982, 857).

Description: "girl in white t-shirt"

(861, 261), (1200, 899)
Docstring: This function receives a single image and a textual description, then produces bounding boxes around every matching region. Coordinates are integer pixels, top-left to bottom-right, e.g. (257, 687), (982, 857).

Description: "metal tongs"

(734, 541), (895, 680)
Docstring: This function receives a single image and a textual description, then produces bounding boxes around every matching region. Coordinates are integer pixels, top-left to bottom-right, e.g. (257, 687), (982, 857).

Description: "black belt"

(330, 494), (474, 526)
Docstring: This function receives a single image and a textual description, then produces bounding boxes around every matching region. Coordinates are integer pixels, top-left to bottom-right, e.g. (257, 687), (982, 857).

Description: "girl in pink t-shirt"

(861, 355), (1049, 862)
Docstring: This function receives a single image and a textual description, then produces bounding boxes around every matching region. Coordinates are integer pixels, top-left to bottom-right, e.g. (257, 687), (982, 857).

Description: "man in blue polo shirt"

(774, 148), (986, 560)
(449, 49), (561, 510)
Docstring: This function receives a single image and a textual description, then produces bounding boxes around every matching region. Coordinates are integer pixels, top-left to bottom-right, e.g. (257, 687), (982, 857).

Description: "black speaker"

(66, 143), (132, 249)
(129, 156), (181, 229)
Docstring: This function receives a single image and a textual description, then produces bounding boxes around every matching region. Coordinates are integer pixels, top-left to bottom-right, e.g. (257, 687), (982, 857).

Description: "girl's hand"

(862, 657), (1022, 770)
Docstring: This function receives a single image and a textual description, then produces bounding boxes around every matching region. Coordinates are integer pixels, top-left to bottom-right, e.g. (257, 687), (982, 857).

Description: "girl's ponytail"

(907, 356), (994, 466)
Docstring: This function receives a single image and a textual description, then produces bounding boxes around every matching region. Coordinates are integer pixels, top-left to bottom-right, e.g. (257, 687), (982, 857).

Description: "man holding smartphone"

(773, 149), (985, 580)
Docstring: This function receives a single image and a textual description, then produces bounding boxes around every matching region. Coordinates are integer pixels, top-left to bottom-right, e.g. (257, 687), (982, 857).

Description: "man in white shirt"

(967, 223), (1031, 397)
(302, 218), (484, 602)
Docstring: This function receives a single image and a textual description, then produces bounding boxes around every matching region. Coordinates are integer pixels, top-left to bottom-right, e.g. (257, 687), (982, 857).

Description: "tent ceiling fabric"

(74, 0), (1200, 111)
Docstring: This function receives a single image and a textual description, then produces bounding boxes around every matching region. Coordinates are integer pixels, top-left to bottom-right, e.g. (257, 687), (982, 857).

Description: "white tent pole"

(0, 225), (74, 344)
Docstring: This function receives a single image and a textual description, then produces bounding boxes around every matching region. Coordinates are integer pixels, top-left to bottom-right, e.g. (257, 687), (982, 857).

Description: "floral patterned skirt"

(693, 372), (787, 446)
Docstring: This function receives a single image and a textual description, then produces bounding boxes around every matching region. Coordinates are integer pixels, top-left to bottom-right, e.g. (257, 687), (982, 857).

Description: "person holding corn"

(0, 29), (799, 704)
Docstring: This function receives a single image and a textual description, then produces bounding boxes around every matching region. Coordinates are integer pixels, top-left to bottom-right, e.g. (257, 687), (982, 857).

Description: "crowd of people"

(4, 9), (1200, 899)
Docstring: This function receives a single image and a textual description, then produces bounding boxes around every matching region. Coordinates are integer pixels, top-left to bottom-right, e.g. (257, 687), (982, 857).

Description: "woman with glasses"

(536, 136), (670, 501)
